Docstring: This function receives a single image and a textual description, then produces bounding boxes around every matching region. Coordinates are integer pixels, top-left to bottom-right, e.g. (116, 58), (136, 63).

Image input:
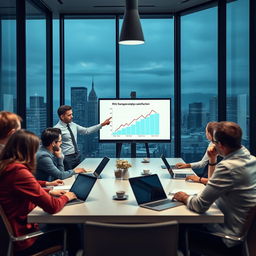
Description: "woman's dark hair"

(214, 121), (242, 150)
(206, 122), (218, 137)
(41, 128), (61, 147)
(57, 105), (72, 117)
(0, 129), (40, 175)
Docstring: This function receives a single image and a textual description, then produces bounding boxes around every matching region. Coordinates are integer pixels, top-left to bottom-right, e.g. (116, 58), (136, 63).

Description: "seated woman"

(175, 121), (219, 184)
(36, 127), (86, 181)
(0, 129), (77, 255)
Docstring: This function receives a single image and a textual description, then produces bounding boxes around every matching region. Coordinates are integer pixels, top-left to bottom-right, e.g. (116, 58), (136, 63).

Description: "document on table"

(52, 185), (71, 190)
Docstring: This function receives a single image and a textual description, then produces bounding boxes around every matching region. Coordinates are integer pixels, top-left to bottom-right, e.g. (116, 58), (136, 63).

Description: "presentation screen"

(99, 98), (171, 142)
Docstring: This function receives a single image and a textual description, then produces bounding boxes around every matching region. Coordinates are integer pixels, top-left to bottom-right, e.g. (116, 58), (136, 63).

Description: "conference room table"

(28, 158), (224, 224)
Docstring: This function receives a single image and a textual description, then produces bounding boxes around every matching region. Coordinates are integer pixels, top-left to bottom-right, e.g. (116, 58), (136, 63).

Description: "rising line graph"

(114, 109), (157, 132)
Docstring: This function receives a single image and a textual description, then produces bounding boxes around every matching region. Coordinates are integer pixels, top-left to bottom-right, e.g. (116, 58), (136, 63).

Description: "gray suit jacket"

(36, 146), (74, 181)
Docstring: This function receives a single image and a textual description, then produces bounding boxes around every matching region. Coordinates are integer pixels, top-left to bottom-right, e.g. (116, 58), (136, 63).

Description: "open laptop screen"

(70, 174), (97, 201)
(94, 156), (110, 177)
(129, 174), (167, 205)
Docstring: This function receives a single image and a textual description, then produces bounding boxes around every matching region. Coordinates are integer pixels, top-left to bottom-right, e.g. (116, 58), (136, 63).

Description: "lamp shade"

(119, 0), (145, 45)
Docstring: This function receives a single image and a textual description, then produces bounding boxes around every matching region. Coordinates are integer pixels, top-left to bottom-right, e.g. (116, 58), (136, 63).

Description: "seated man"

(173, 121), (256, 249)
(36, 128), (86, 181)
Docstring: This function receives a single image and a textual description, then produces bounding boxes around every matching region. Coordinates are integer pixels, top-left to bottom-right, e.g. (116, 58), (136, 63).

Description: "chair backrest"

(0, 204), (14, 256)
(244, 206), (256, 256)
(84, 220), (179, 256)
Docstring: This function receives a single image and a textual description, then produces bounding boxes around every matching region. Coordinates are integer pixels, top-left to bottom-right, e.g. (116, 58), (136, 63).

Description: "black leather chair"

(0, 204), (67, 256)
(83, 220), (180, 256)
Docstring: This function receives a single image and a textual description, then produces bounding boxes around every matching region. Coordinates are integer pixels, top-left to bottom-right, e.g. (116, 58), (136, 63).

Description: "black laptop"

(66, 174), (97, 205)
(86, 157), (110, 179)
(161, 154), (193, 179)
(129, 174), (182, 211)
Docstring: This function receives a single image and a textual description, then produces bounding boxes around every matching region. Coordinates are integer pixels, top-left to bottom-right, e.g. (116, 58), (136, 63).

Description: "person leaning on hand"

(0, 129), (79, 255)
(36, 128), (87, 182)
(173, 121), (256, 251)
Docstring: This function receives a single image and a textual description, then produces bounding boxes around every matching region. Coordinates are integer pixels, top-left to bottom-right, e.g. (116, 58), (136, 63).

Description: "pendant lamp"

(119, 0), (145, 45)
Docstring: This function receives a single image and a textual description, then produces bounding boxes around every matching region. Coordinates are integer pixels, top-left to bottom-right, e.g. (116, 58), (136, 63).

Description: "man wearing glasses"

(36, 128), (86, 181)
(173, 121), (256, 251)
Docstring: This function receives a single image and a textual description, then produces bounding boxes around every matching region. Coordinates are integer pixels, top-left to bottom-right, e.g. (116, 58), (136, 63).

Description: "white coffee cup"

(143, 169), (150, 175)
(116, 190), (125, 198)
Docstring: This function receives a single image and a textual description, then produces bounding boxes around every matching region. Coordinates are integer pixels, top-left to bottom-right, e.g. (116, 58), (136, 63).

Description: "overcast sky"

(2, 0), (248, 111)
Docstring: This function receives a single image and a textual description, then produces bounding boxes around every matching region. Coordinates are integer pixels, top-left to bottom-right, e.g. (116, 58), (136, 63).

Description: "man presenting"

(173, 121), (256, 249)
(55, 105), (111, 170)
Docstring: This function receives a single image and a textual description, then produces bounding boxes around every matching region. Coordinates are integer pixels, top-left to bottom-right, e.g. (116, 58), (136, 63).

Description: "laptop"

(129, 174), (183, 211)
(85, 157), (110, 179)
(66, 174), (97, 205)
(161, 154), (193, 179)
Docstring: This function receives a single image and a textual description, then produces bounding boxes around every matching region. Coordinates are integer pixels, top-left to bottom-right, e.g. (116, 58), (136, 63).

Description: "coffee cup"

(116, 190), (125, 199)
(143, 158), (150, 163)
(143, 169), (150, 175)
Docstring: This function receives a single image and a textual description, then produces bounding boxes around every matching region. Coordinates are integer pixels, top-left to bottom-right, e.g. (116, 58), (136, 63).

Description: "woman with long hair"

(0, 129), (77, 255)
(175, 122), (219, 184)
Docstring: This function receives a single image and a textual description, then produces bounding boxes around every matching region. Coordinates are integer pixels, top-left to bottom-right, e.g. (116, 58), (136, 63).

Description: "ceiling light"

(119, 0), (145, 45)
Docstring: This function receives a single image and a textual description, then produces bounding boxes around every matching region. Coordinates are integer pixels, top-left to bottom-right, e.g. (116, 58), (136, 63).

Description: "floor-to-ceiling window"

(64, 17), (116, 158)
(0, 0), (16, 112)
(181, 7), (217, 173)
(120, 18), (174, 157)
(227, 0), (249, 148)
(25, 0), (47, 136)
(53, 19), (60, 125)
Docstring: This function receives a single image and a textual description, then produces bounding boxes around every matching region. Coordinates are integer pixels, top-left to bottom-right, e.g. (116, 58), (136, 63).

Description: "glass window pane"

(120, 18), (174, 157)
(26, 1), (47, 136)
(181, 8), (217, 173)
(64, 18), (116, 158)
(0, 0), (16, 112)
(53, 19), (60, 125)
(227, 0), (249, 148)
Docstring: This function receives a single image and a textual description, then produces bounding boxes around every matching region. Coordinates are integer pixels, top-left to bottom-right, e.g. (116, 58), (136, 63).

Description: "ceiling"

(40, 0), (214, 16)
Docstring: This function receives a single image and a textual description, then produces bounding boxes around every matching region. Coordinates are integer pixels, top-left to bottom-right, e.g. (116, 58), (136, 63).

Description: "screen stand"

(145, 143), (150, 158)
(116, 143), (122, 158)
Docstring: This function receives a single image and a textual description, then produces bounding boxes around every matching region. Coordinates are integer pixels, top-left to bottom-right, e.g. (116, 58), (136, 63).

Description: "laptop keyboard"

(146, 199), (173, 207)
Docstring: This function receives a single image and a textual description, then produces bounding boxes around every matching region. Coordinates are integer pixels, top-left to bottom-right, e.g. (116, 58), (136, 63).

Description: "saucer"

(141, 160), (150, 163)
(141, 172), (152, 175)
(113, 195), (128, 200)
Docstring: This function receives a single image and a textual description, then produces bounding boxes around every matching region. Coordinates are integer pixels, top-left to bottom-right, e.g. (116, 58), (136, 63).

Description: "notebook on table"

(161, 154), (193, 179)
(85, 156), (110, 179)
(66, 174), (97, 206)
(129, 174), (183, 211)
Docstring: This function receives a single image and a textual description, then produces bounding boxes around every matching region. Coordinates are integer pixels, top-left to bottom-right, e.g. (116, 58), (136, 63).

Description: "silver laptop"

(66, 174), (97, 206)
(129, 174), (182, 211)
(161, 154), (193, 179)
(85, 157), (110, 179)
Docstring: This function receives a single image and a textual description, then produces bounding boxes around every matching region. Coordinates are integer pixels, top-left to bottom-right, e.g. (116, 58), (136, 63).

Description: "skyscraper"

(209, 96), (218, 121)
(71, 87), (88, 157)
(88, 79), (99, 155)
(187, 102), (202, 130)
(27, 96), (47, 136)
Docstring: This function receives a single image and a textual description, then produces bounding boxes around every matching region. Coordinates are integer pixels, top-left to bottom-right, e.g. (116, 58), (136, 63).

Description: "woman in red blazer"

(0, 129), (77, 255)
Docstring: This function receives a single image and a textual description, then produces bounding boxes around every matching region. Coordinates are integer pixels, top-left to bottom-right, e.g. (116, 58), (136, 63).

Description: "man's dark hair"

(57, 105), (72, 117)
(214, 121), (242, 150)
(41, 128), (61, 147)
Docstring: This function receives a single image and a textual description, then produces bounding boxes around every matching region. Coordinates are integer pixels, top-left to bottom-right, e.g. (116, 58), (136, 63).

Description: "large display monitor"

(99, 98), (171, 142)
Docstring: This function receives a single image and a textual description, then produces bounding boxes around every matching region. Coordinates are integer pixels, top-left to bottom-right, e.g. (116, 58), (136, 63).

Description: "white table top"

(28, 158), (223, 224)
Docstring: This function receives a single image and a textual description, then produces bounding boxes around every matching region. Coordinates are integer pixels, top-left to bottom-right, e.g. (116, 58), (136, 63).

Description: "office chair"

(186, 205), (256, 256)
(0, 204), (67, 256)
(83, 220), (179, 256)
